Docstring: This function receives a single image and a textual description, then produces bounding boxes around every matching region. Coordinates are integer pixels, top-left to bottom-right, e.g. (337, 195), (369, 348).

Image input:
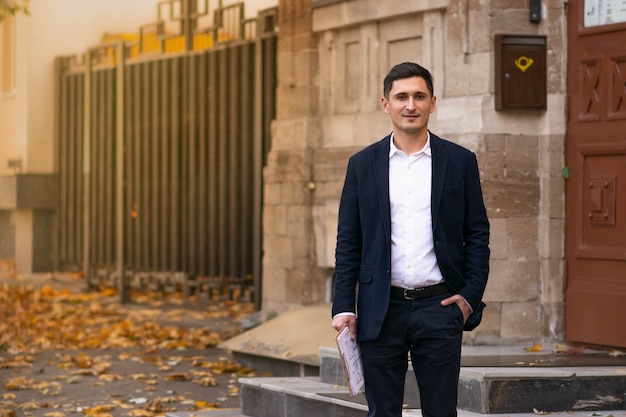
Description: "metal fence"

(54, 1), (277, 307)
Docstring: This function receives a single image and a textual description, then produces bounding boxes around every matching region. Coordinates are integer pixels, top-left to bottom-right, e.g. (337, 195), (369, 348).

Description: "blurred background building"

(1, 0), (625, 349)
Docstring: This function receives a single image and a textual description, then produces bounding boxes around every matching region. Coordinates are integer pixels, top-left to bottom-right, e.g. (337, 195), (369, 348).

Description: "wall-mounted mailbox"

(495, 35), (547, 111)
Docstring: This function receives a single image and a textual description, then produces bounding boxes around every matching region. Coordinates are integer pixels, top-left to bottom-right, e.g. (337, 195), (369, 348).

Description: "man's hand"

(441, 295), (471, 324)
(332, 315), (356, 340)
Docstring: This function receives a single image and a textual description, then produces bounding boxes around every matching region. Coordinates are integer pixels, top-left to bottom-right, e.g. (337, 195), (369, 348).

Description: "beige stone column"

(262, 0), (327, 315)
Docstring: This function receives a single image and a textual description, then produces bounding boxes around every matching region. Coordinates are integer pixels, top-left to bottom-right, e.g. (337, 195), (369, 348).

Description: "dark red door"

(565, 0), (626, 348)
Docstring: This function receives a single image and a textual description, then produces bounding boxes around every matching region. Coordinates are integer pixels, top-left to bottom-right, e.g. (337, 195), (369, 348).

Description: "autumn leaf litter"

(0, 275), (258, 417)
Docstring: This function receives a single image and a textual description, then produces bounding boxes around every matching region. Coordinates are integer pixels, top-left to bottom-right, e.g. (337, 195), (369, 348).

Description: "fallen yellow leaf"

(524, 343), (543, 352)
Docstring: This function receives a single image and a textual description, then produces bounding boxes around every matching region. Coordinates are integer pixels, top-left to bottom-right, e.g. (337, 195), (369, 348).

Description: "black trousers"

(359, 291), (464, 417)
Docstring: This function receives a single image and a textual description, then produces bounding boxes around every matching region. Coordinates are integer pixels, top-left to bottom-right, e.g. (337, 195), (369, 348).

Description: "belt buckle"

(403, 288), (421, 300)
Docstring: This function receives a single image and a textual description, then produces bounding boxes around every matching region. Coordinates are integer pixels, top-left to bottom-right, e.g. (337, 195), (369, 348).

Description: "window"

(0, 15), (15, 95)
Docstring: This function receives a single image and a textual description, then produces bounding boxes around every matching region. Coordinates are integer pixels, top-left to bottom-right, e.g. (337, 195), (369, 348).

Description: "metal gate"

(54, 1), (277, 308)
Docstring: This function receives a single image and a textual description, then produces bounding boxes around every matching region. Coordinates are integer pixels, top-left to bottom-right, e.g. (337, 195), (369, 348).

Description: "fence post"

(82, 52), (91, 283)
(181, 0), (197, 52)
(116, 41), (129, 303)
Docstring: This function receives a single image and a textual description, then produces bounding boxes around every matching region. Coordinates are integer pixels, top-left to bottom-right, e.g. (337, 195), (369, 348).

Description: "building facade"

(2, 0), (625, 347)
(264, 0), (626, 347)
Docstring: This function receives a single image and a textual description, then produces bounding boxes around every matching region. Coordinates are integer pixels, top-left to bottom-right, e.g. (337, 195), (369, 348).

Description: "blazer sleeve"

(456, 153), (490, 330)
(332, 156), (362, 317)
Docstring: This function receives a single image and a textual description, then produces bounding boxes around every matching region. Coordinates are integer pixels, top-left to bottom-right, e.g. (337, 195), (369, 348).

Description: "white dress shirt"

(389, 133), (444, 289)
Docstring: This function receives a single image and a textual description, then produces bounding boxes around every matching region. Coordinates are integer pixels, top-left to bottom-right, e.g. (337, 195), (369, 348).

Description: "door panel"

(565, 0), (626, 348)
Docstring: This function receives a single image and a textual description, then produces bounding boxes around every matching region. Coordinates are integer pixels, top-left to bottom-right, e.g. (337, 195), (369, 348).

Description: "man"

(332, 62), (490, 417)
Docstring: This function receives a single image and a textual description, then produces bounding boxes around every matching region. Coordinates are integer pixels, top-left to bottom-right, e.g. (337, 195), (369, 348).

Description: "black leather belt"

(390, 282), (450, 300)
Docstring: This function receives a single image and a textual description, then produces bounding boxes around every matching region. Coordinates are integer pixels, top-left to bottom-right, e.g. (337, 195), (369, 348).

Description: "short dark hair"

(383, 62), (434, 98)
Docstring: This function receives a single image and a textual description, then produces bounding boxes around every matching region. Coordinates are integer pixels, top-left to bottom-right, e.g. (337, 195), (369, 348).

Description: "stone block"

(262, 267), (288, 306)
(264, 183), (283, 206)
(321, 115), (360, 147)
(313, 200), (339, 268)
(312, 181), (343, 200)
(540, 257), (564, 304)
(500, 301), (541, 339)
(547, 49), (565, 94)
(541, 301), (565, 340)
(321, 113), (391, 148)
(507, 217), (538, 259)
(445, 132), (485, 153)
(314, 148), (353, 183)
(276, 84), (319, 119)
(464, 301), (501, 343)
(270, 119), (310, 151)
(264, 149), (312, 182)
(285, 269), (314, 301)
(489, 218), (509, 260)
(505, 135), (539, 179)
(539, 175), (565, 220)
(465, 52), (492, 94)
(287, 205), (312, 238)
(538, 217), (564, 259)
(484, 259), (540, 303)
(539, 135), (565, 172)
(263, 204), (289, 236)
(443, 55), (472, 97)
(487, 0), (527, 10)
(240, 382), (281, 417)
(482, 175), (539, 218)
(478, 150), (504, 185)
(431, 96), (484, 134)
(468, 12), (491, 54)
(281, 182), (312, 205)
(484, 134), (507, 153)
(482, 102), (550, 136)
(277, 51), (296, 86)
(445, 15), (464, 57)
(489, 9), (535, 34)
(264, 236), (295, 269)
(292, 49), (319, 87)
(320, 347), (344, 386)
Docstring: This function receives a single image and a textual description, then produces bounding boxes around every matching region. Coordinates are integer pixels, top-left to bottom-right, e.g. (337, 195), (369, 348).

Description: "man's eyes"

(396, 95), (426, 100)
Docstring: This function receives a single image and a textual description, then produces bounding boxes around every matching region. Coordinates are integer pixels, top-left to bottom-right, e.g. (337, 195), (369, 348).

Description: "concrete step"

(320, 345), (626, 413)
(166, 410), (247, 417)
(217, 305), (626, 416)
(166, 348), (626, 417)
(238, 374), (626, 417)
(240, 376), (367, 417)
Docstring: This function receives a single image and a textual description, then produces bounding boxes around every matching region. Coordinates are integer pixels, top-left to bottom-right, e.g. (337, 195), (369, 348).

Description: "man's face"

(381, 76), (436, 135)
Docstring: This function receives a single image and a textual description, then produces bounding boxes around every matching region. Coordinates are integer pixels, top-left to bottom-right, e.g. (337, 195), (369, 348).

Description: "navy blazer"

(332, 132), (490, 341)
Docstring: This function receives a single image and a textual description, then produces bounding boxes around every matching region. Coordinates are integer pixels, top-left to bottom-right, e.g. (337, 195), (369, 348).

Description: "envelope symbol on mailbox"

(514, 56), (534, 72)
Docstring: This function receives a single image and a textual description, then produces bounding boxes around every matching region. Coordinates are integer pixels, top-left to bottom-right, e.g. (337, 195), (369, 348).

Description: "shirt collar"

(388, 131), (432, 159)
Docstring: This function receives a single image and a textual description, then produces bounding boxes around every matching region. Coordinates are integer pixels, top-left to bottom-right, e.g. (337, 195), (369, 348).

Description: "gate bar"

(116, 41), (129, 303)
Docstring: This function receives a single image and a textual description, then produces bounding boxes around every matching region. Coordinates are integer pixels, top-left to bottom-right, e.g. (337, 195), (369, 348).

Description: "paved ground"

(0, 271), (257, 417)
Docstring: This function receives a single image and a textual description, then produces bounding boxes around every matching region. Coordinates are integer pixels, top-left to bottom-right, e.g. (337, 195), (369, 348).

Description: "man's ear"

(381, 97), (390, 114)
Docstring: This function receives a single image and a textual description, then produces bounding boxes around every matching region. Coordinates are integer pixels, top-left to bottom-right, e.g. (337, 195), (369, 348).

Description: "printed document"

(335, 326), (364, 396)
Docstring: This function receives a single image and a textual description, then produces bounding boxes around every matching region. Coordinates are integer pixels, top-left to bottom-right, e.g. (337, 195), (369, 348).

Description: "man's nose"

(406, 98), (416, 110)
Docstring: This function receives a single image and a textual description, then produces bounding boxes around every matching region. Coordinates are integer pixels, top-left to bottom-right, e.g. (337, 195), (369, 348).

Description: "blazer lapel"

(373, 135), (392, 242)
(430, 133), (448, 227)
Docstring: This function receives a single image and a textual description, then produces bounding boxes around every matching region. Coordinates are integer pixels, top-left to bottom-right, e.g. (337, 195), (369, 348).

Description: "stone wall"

(262, 0), (327, 314)
(265, 0), (567, 344)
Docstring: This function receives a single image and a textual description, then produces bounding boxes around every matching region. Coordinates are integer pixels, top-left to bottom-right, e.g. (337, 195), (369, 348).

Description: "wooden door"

(565, 0), (626, 348)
